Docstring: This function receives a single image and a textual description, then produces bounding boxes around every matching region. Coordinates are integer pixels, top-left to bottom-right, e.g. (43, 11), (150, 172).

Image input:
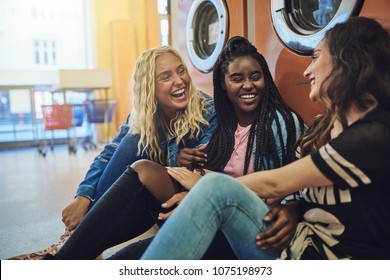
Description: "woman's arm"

(74, 117), (131, 200)
(63, 117), (131, 229)
(238, 155), (333, 199)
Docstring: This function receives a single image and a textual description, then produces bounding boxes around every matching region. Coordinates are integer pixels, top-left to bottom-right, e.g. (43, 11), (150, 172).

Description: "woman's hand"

(255, 201), (299, 250)
(176, 145), (207, 167)
(61, 196), (91, 231)
(158, 191), (188, 220)
(166, 167), (202, 190)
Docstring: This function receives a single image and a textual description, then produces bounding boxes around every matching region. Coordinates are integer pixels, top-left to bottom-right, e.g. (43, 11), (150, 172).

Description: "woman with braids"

(142, 17), (390, 260)
(43, 35), (304, 260)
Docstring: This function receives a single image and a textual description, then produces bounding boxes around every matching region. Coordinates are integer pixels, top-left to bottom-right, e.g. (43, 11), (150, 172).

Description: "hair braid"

(204, 36), (304, 174)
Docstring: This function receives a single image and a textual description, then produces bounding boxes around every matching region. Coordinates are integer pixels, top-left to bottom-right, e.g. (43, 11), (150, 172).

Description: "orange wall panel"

(94, 0), (161, 139)
(177, 0), (248, 96)
(111, 20), (137, 126)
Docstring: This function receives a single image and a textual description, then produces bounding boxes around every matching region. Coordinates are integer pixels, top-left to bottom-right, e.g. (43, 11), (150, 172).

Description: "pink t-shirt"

(223, 124), (254, 177)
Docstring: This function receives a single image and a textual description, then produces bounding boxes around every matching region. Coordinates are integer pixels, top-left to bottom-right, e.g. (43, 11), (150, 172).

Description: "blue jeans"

(141, 173), (280, 260)
(54, 167), (236, 260)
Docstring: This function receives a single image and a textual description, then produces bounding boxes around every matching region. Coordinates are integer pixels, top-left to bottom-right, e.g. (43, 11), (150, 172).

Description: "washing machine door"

(271, 0), (363, 55)
(186, 0), (229, 73)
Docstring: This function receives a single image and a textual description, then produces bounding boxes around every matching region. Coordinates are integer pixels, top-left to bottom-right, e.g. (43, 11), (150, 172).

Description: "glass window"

(0, 89), (34, 142)
(192, 1), (219, 59)
(34, 40), (40, 64)
(51, 41), (57, 65)
(158, 0), (168, 14)
(186, 0), (228, 73)
(160, 19), (169, 46)
(290, 0), (342, 31)
(0, 0), (91, 148)
(43, 41), (48, 64)
(158, 0), (169, 46)
(271, 0), (362, 54)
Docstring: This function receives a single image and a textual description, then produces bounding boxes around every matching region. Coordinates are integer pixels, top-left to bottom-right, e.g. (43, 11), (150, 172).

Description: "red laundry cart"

(38, 104), (77, 156)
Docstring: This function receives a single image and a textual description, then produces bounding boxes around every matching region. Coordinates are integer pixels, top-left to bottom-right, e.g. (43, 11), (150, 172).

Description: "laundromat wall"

(175, 0), (248, 95)
(251, 0), (389, 124)
(94, 0), (159, 139)
(170, 0), (390, 125)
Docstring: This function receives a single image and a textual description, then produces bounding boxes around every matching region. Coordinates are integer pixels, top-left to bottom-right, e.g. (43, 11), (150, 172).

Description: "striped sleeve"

(311, 111), (390, 189)
(311, 143), (372, 190)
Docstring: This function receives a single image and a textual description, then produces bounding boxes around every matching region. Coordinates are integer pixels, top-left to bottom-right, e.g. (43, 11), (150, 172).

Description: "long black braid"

(203, 36), (304, 174)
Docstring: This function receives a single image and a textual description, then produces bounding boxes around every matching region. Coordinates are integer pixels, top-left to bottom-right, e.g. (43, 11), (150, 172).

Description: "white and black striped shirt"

(298, 109), (390, 259)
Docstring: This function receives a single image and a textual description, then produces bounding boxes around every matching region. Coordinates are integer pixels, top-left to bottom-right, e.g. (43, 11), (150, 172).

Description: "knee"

(131, 159), (159, 173)
(130, 159), (165, 184)
(194, 173), (243, 195)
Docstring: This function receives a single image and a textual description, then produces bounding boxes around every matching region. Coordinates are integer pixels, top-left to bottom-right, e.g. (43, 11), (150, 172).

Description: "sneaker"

(8, 229), (73, 260)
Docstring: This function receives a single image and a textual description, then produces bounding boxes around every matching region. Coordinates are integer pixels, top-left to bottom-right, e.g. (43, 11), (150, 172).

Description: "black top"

(290, 109), (390, 259)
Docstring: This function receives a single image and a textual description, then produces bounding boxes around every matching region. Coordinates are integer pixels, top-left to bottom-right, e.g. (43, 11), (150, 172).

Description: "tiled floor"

(0, 145), (156, 260)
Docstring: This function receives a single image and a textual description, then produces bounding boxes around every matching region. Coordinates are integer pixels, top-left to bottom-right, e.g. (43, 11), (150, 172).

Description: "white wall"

(0, 0), (92, 73)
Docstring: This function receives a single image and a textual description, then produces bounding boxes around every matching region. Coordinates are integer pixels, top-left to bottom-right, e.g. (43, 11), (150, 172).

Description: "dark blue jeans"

(56, 167), (158, 259)
(90, 133), (147, 209)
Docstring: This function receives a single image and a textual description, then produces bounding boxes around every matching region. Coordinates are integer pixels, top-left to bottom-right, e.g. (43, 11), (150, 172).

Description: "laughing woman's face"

(303, 39), (334, 108)
(154, 52), (190, 120)
(223, 55), (265, 125)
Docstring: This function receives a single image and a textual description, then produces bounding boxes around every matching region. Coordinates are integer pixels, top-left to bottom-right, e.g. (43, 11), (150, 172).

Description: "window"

(158, 0), (169, 46)
(33, 39), (57, 65)
(0, 0), (91, 147)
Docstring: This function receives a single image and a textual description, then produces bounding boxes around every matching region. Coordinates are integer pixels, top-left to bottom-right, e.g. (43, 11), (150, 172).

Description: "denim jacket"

(76, 93), (218, 201)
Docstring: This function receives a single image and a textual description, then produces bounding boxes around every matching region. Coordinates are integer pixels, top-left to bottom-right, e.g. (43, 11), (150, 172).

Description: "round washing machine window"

(271, 0), (363, 55)
(186, 0), (229, 73)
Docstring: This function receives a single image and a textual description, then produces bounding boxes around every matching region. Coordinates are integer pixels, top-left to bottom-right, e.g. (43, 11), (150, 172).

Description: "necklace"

(233, 125), (251, 155)
(163, 118), (175, 137)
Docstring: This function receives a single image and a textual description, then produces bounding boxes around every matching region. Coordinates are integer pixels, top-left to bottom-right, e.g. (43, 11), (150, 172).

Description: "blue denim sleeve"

(168, 93), (219, 166)
(198, 93), (218, 146)
(75, 117), (130, 200)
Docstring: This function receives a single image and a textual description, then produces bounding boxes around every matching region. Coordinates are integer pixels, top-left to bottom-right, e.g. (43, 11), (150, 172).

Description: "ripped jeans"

(141, 173), (280, 260)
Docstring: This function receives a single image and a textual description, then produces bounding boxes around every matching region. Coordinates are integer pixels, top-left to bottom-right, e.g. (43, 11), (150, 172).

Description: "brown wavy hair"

(300, 17), (390, 156)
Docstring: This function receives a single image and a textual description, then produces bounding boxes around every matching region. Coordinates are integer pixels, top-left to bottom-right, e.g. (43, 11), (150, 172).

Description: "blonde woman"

(13, 46), (218, 260)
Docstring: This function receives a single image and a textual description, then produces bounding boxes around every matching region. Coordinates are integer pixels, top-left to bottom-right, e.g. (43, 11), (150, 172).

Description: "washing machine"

(250, 0), (389, 125)
(176, 0), (248, 95)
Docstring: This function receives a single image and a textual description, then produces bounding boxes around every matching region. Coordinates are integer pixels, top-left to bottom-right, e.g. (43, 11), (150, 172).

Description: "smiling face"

(154, 52), (190, 120)
(303, 39), (334, 107)
(223, 55), (265, 126)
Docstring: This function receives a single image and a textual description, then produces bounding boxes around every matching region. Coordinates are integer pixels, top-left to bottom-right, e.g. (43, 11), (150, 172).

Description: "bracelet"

(188, 163), (205, 176)
(194, 168), (205, 176)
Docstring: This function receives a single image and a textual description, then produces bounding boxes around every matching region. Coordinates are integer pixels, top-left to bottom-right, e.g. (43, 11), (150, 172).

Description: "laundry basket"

(84, 99), (116, 144)
(72, 104), (85, 127)
(84, 99), (116, 124)
(39, 104), (76, 156)
(41, 104), (74, 130)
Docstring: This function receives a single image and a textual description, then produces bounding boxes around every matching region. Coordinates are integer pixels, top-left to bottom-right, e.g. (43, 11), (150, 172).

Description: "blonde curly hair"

(129, 46), (209, 164)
